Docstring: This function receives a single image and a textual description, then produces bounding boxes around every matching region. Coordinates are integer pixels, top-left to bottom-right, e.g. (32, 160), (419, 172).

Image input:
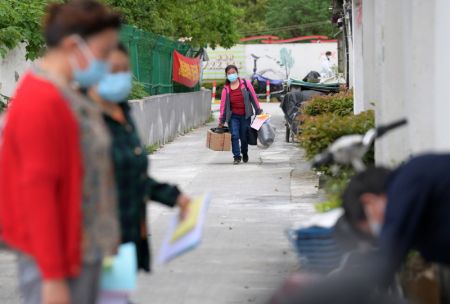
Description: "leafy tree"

(103, 0), (241, 48)
(0, 0), (241, 60)
(0, 0), (58, 60)
(232, 0), (268, 37)
(265, 0), (335, 38)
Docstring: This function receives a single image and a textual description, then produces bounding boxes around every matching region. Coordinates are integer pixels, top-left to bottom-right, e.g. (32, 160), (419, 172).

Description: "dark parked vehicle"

(280, 90), (324, 142)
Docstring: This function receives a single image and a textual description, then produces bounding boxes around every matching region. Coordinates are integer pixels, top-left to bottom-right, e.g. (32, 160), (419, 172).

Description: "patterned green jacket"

(104, 102), (180, 271)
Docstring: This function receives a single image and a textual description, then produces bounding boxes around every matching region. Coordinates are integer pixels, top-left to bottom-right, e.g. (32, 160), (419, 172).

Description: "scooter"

(271, 119), (408, 304)
(250, 54), (286, 100)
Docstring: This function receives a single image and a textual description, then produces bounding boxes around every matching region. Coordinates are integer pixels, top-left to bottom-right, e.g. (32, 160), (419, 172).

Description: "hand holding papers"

(251, 113), (271, 131)
(158, 193), (210, 264)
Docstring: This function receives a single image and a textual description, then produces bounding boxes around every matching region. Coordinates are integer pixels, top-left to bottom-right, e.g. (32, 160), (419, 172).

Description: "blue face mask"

(98, 72), (133, 103)
(227, 73), (238, 83)
(70, 36), (110, 89)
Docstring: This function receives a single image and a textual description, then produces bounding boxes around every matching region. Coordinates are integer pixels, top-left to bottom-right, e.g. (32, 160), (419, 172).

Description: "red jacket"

(0, 72), (82, 279)
(219, 78), (261, 124)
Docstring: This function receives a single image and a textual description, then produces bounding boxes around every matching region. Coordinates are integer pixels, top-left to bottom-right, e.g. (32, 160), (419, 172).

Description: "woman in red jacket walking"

(0, 1), (121, 303)
(219, 65), (262, 165)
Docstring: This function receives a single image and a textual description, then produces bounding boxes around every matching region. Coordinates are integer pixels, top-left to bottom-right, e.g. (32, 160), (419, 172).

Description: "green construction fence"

(120, 25), (200, 95)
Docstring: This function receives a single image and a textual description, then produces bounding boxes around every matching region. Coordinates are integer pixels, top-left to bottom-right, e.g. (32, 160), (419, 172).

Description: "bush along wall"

(129, 79), (150, 100)
(299, 110), (375, 159)
(297, 90), (375, 212)
(302, 91), (354, 117)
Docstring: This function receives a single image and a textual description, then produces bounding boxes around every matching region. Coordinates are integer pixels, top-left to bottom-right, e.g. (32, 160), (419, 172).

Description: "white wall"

(203, 43), (338, 81)
(434, 0), (450, 152)
(374, 0), (410, 166)
(352, 0), (365, 114)
(0, 45), (31, 99)
(353, 0), (449, 166)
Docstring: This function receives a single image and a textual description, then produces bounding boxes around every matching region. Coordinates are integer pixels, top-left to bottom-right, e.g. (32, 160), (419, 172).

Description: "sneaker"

(233, 156), (241, 165)
(243, 154), (249, 163)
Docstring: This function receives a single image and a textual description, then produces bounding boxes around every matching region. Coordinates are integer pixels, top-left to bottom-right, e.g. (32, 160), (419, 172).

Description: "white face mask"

(369, 222), (382, 237)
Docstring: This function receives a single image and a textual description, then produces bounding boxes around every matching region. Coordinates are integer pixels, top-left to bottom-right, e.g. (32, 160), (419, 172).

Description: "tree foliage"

(0, 0), (241, 59)
(0, 0), (59, 60)
(232, 0), (268, 37)
(265, 0), (335, 38)
(0, 0), (337, 59)
(103, 0), (241, 48)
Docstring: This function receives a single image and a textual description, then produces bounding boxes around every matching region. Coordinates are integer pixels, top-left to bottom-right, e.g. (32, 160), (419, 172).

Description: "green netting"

(120, 25), (199, 95)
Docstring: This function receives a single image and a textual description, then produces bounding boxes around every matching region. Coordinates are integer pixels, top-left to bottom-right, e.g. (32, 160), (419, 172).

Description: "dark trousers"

(229, 114), (250, 158)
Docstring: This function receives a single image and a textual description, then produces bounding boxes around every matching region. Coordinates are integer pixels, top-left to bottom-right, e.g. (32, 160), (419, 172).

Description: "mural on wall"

(280, 47), (295, 79)
(203, 43), (338, 81)
(202, 45), (246, 79)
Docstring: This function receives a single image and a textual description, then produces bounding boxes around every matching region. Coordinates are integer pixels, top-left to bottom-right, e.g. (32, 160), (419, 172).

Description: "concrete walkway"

(132, 103), (318, 304)
(0, 103), (319, 304)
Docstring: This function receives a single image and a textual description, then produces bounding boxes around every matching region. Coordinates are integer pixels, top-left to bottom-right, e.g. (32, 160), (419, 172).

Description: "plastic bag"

(258, 122), (276, 147)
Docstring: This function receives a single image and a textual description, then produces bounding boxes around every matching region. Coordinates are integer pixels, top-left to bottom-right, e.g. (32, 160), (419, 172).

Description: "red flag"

(172, 50), (201, 88)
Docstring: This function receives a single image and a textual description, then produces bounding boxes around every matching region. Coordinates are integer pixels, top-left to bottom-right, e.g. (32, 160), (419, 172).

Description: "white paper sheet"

(158, 193), (211, 264)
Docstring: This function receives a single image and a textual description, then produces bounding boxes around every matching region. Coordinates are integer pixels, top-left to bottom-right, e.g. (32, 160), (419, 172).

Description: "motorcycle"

(250, 54), (286, 101)
(271, 119), (408, 304)
(280, 71), (344, 143)
(280, 90), (324, 143)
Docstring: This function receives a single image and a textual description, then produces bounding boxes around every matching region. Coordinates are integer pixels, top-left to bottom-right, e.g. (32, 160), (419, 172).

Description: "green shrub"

(129, 79), (149, 100)
(299, 92), (373, 212)
(315, 169), (353, 212)
(302, 91), (354, 117)
(299, 110), (375, 159)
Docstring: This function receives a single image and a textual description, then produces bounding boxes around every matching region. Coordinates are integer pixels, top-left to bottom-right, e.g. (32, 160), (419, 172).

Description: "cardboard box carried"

(206, 129), (231, 151)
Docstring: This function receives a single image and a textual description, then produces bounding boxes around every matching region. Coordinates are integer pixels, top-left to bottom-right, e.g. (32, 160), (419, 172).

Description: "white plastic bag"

(258, 122), (276, 148)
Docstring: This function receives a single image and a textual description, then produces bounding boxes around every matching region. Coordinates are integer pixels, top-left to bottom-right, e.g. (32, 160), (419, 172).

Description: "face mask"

(369, 222), (382, 237)
(70, 35), (110, 89)
(98, 72), (133, 103)
(227, 73), (238, 83)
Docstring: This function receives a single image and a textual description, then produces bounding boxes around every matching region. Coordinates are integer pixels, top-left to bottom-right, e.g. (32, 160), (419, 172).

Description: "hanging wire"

(238, 21), (332, 36)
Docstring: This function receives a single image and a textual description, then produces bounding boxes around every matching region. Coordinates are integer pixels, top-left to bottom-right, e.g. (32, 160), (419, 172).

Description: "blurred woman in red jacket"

(0, 1), (121, 303)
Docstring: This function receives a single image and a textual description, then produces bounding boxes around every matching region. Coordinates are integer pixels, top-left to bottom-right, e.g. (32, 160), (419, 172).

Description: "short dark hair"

(225, 64), (238, 74)
(342, 167), (391, 226)
(326, 51), (332, 56)
(44, 0), (122, 47)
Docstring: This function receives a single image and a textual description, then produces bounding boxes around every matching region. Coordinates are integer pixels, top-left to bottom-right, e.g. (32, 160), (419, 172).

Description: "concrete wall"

(129, 90), (212, 147)
(1, 47), (212, 149)
(351, 0), (449, 166)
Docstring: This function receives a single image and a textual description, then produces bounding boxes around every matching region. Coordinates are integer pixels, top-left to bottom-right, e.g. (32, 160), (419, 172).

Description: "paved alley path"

(132, 103), (318, 304)
(0, 103), (319, 304)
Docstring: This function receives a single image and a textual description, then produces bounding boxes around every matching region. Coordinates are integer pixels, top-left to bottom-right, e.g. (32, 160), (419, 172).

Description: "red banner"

(172, 50), (201, 88)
